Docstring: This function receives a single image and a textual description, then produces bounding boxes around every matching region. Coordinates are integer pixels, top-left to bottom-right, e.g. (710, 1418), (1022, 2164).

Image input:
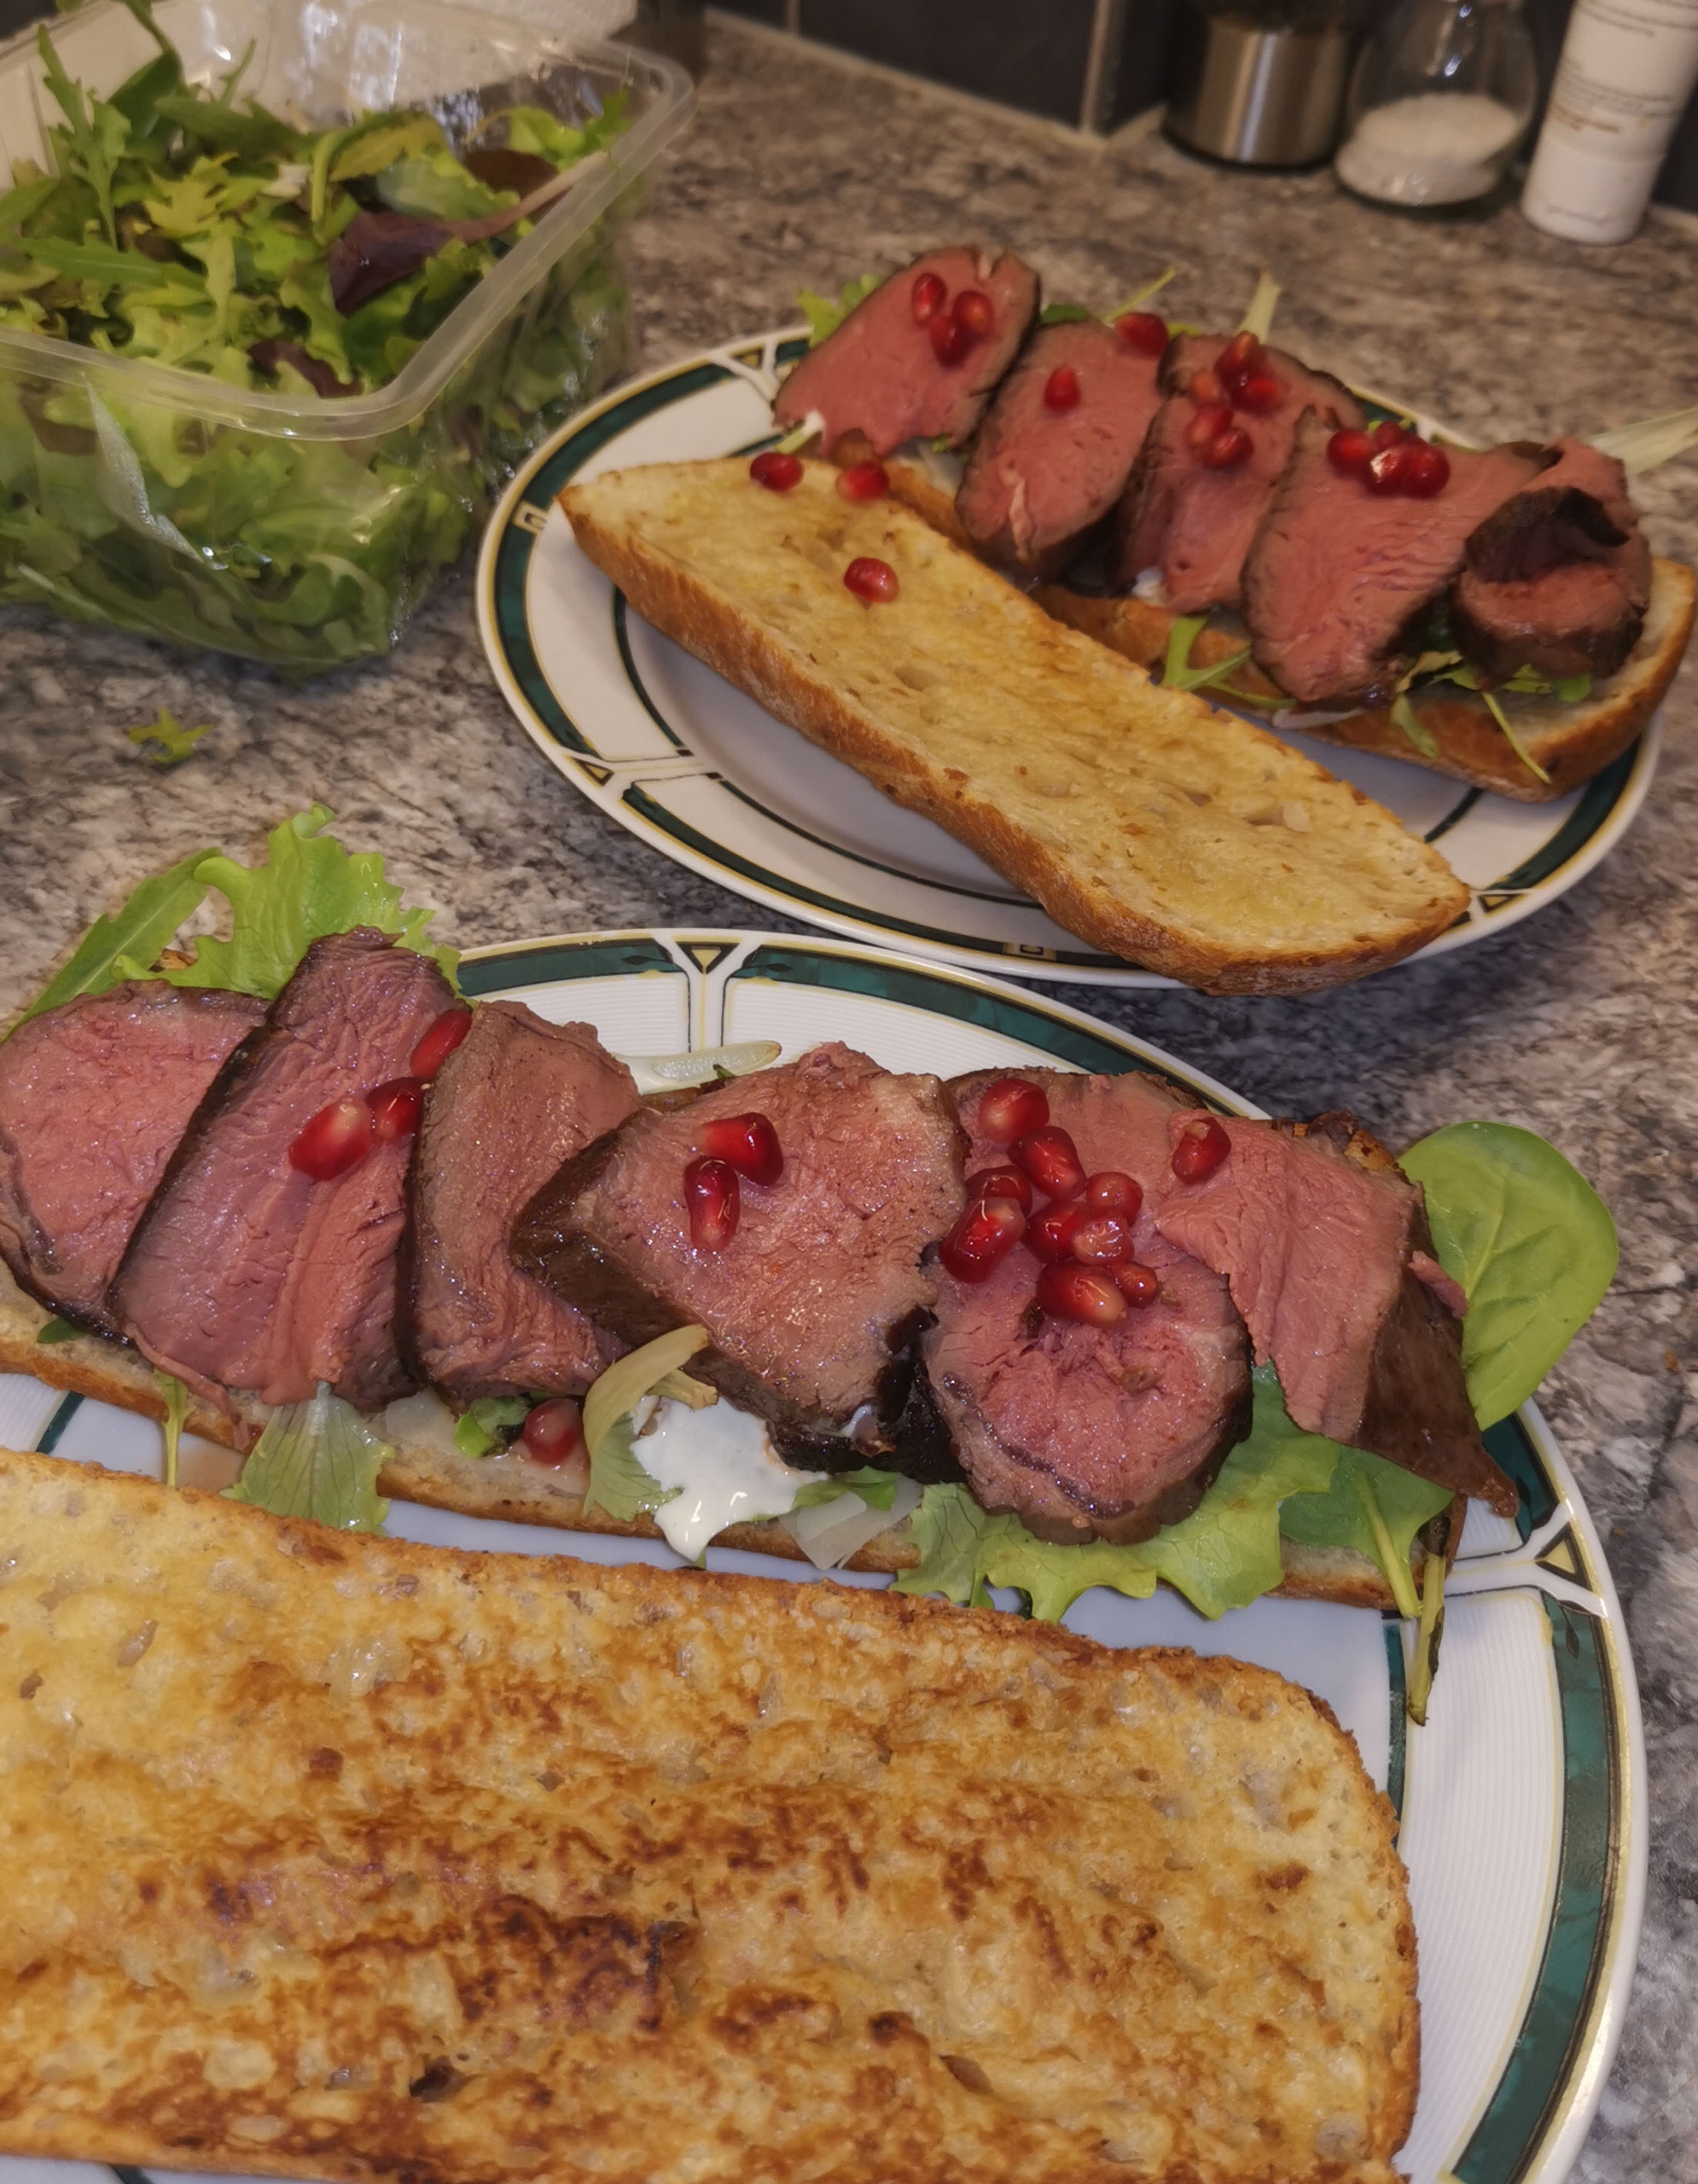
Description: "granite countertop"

(0, 18), (1694, 2175)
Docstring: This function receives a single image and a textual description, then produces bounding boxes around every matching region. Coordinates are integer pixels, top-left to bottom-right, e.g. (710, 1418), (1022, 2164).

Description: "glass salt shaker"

(1335, 0), (1538, 210)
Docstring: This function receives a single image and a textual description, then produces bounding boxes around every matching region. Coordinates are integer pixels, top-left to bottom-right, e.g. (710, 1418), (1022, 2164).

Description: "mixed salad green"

(0, 0), (633, 668)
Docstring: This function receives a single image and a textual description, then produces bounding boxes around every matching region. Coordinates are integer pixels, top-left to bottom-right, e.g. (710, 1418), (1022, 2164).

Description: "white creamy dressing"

(634, 1396), (830, 1561)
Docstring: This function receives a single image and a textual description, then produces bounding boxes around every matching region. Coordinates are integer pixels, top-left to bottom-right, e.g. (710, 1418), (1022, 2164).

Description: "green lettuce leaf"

(790, 1466), (902, 1512)
(453, 1395), (529, 1459)
(584, 1412), (678, 1523)
(9, 845), (212, 1031)
(1402, 1121), (1618, 1427)
(799, 270), (881, 346)
(224, 1384), (390, 1530)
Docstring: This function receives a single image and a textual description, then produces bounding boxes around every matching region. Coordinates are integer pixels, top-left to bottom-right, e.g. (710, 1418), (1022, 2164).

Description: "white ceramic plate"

(475, 334), (1661, 987)
(0, 933), (1645, 2184)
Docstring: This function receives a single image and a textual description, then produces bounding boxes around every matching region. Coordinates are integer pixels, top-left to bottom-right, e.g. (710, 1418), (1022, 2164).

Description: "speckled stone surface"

(1, 19), (1695, 2175)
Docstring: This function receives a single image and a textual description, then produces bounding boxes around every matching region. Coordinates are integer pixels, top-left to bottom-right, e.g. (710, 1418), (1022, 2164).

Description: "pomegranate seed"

(288, 1095), (374, 1181)
(1403, 442), (1450, 497)
(1370, 418), (1409, 450)
(939, 1194), (1026, 1283)
(410, 1005), (473, 1081)
(929, 311), (972, 365)
(1036, 1263), (1127, 1327)
(1011, 1125), (1087, 1200)
(1234, 369), (1281, 415)
(521, 1397), (584, 1467)
(1085, 1170), (1142, 1218)
(1025, 1197), (1088, 1263)
(1328, 427), (1372, 475)
(952, 288), (994, 336)
(836, 458), (888, 502)
(1366, 444), (1411, 495)
(700, 1110), (783, 1186)
(1044, 364), (1081, 412)
(1070, 1213), (1133, 1266)
(911, 270), (947, 323)
(1114, 1262), (1162, 1307)
(1189, 369), (1226, 407)
(684, 1156), (740, 1250)
(844, 555), (899, 603)
(1187, 400), (1234, 453)
(1202, 427), (1253, 469)
(1116, 311), (1167, 356)
(368, 1076), (424, 1141)
(964, 1164), (1033, 1213)
(1172, 1115), (1231, 1182)
(750, 449), (803, 491)
(976, 1077), (1049, 1141)
(1218, 330), (1260, 386)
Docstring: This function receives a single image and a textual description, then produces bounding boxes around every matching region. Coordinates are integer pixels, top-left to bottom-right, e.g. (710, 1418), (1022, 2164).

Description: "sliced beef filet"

(955, 318), (1165, 575)
(112, 929), (455, 1413)
(1152, 1110), (1516, 1515)
(1114, 336), (1361, 610)
(772, 247), (1038, 457)
(0, 982), (264, 1335)
(407, 1002), (638, 1403)
(513, 1043), (967, 1466)
(1244, 417), (1546, 705)
(1452, 439), (1651, 681)
(925, 1071), (1251, 1543)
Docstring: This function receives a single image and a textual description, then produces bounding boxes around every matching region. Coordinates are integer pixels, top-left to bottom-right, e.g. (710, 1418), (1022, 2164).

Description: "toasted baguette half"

(0, 1259), (1448, 1608)
(864, 443), (1692, 805)
(560, 458), (1468, 994)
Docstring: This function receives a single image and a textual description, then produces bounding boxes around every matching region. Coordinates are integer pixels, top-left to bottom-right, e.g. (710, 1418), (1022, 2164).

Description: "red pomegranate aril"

(836, 458), (888, 502)
(964, 1164), (1033, 1213)
(952, 288), (994, 336)
(749, 449), (803, 492)
(1044, 364), (1081, 412)
(1403, 441), (1451, 497)
(929, 310), (972, 364)
(939, 1194), (1026, 1283)
(1010, 1124), (1087, 1200)
(410, 1005), (473, 1081)
(1365, 444), (1411, 495)
(1234, 369), (1281, 415)
(1114, 1262), (1162, 1307)
(1328, 427), (1372, 475)
(288, 1095), (374, 1181)
(1116, 311), (1167, 356)
(1189, 368), (1226, 407)
(1369, 418), (1409, 450)
(1187, 400), (1234, 453)
(1025, 1197), (1088, 1263)
(1037, 1263), (1127, 1328)
(844, 555), (898, 603)
(1085, 1169), (1142, 1218)
(1202, 426), (1253, 469)
(1218, 330), (1260, 384)
(700, 1110), (783, 1186)
(1172, 1115), (1231, 1182)
(520, 1397), (584, 1467)
(911, 270), (947, 323)
(975, 1076), (1050, 1141)
(684, 1156), (740, 1251)
(1070, 1213), (1133, 1267)
(369, 1076), (424, 1142)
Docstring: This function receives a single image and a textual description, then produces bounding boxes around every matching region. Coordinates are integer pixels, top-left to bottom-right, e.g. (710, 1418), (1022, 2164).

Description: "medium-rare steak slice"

(407, 1002), (638, 1403)
(513, 1043), (967, 1467)
(1152, 1109), (1516, 1515)
(113, 930), (456, 1413)
(0, 982), (264, 1336)
(1114, 334), (1361, 610)
(772, 247), (1038, 457)
(955, 318), (1165, 575)
(1244, 415), (1546, 705)
(1452, 439), (1652, 681)
(925, 1071), (1251, 1543)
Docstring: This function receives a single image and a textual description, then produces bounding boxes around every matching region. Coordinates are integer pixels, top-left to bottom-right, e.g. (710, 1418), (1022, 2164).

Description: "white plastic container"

(1521, 0), (1698, 243)
(0, 0), (692, 670)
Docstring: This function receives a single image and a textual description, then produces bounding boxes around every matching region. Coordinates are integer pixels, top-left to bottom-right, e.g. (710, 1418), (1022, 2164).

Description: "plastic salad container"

(0, 0), (692, 671)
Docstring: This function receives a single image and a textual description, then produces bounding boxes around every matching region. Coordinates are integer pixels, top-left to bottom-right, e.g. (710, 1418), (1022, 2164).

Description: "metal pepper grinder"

(1166, 0), (1353, 168)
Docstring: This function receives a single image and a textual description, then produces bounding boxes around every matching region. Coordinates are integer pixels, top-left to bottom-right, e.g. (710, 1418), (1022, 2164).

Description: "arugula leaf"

(163, 804), (457, 1000)
(224, 1383), (391, 1531)
(790, 1466), (902, 1512)
(1157, 613), (1267, 704)
(1401, 1122), (1618, 1427)
(453, 1395), (529, 1459)
(36, 24), (130, 244)
(1390, 692), (1440, 758)
(34, 1315), (81, 1345)
(584, 1412), (678, 1522)
(9, 845), (212, 1031)
(125, 705), (207, 766)
(158, 1370), (189, 1490)
(799, 270), (881, 346)
(1040, 302), (1092, 324)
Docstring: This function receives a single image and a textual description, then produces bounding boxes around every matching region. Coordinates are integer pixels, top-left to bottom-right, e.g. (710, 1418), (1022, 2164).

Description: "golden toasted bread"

(0, 1444), (1419, 2184)
(559, 458), (1468, 995)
